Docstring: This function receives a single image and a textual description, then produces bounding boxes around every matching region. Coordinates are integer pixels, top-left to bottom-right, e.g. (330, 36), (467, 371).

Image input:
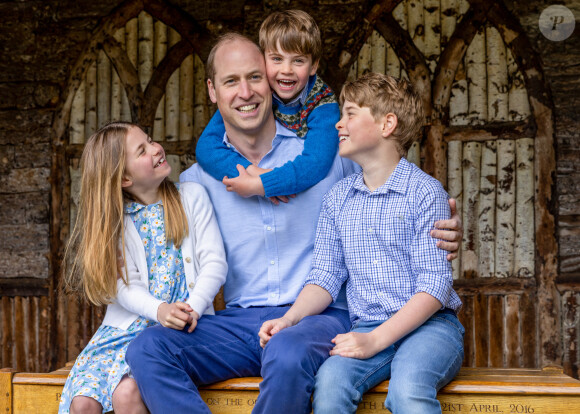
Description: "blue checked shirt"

(305, 157), (462, 323)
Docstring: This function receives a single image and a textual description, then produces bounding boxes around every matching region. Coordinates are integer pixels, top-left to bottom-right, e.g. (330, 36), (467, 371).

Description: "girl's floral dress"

(58, 199), (190, 413)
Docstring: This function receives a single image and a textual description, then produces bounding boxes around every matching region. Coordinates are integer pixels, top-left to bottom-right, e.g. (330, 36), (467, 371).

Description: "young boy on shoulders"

(195, 10), (338, 201)
(259, 72), (465, 414)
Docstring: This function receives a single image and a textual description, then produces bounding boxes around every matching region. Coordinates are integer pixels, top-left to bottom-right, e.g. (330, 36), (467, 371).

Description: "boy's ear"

(381, 113), (398, 137)
(309, 59), (319, 76)
(207, 79), (217, 104)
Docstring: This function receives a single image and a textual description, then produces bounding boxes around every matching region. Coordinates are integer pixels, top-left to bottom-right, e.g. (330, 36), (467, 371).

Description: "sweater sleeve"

(115, 237), (164, 323)
(195, 109), (251, 180)
(181, 183), (228, 316)
(260, 101), (340, 197)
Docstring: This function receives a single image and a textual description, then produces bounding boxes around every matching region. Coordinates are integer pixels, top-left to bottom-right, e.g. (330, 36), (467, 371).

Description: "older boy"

(195, 10), (339, 200)
(259, 73), (464, 414)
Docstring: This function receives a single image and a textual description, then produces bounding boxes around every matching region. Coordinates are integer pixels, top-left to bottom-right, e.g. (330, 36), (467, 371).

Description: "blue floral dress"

(58, 200), (190, 413)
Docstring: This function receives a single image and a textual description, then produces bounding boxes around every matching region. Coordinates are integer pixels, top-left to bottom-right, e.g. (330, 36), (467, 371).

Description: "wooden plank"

(6, 368), (580, 414)
(520, 288), (537, 368)
(505, 294), (522, 367)
(461, 142), (481, 279)
(38, 296), (49, 373)
(488, 295), (503, 367)
(495, 139), (516, 278)
(478, 141), (497, 278)
(0, 368), (15, 414)
(1, 297), (11, 369)
(459, 294), (474, 366)
(15, 298), (25, 370)
(474, 293), (489, 366)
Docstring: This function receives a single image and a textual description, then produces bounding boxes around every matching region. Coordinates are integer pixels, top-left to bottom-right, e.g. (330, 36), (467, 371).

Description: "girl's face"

(122, 126), (171, 203)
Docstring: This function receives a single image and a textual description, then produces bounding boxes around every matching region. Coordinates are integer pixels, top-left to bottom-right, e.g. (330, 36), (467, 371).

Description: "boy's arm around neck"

(260, 100), (339, 197)
(195, 109), (252, 180)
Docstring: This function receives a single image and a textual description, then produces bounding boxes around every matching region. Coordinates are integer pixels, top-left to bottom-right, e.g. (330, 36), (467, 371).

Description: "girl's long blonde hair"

(62, 121), (188, 306)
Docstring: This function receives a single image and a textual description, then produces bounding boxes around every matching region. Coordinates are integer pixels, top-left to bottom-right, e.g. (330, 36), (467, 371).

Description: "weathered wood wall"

(0, 0), (578, 378)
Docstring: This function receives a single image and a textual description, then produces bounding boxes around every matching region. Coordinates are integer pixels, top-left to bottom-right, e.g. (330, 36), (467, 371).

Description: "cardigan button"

(185, 257), (192, 263)
(188, 282), (195, 289)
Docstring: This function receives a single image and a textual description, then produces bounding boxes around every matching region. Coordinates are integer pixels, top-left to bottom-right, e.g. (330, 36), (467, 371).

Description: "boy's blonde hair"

(259, 10), (322, 63)
(62, 121), (188, 306)
(340, 72), (425, 156)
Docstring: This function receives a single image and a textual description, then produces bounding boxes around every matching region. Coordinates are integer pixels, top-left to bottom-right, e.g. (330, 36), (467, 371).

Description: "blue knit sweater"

(195, 74), (339, 197)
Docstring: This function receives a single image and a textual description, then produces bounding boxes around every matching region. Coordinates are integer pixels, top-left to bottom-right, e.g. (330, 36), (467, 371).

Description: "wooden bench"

(2, 366), (580, 413)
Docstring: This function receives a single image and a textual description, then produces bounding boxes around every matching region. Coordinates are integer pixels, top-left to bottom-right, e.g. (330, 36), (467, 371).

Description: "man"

(126, 33), (462, 414)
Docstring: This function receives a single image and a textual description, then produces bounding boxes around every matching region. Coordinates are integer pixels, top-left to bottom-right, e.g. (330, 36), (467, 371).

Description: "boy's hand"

(223, 165), (265, 197)
(157, 301), (194, 330)
(258, 317), (293, 348)
(268, 194), (297, 205)
(431, 198), (463, 261)
(329, 331), (381, 359)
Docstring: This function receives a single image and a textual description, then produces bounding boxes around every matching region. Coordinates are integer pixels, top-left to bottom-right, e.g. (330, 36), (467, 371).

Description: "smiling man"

(126, 33), (463, 414)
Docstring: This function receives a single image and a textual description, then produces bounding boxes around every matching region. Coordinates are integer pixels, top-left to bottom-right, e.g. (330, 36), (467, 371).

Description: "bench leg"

(0, 368), (16, 414)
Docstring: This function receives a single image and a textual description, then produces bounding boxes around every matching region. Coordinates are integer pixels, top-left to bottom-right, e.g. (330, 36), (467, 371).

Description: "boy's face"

(264, 42), (318, 103)
(336, 100), (384, 162)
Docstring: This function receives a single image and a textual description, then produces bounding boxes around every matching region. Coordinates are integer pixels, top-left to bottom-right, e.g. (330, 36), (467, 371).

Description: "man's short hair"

(206, 33), (259, 82)
(259, 10), (322, 63)
(340, 72), (425, 156)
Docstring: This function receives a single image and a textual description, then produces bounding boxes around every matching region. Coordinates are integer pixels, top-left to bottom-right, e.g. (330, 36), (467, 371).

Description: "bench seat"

(2, 366), (580, 413)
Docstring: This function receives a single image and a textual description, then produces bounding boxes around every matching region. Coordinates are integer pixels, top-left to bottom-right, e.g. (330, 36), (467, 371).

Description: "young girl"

(59, 121), (228, 414)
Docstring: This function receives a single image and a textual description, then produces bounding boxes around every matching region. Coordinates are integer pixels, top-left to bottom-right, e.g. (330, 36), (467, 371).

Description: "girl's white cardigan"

(101, 182), (228, 330)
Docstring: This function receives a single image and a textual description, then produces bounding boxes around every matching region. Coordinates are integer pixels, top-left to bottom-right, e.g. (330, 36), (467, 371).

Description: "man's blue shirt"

(305, 157), (462, 323)
(180, 122), (356, 309)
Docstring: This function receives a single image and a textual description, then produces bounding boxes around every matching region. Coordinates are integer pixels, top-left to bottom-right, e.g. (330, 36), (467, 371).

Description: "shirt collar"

(221, 120), (297, 147)
(352, 157), (412, 195)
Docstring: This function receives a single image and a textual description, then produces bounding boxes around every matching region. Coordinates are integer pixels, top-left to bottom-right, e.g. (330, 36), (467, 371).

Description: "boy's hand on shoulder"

(329, 331), (382, 359)
(157, 301), (194, 331)
(223, 165), (265, 197)
(258, 317), (294, 348)
(431, 198), (463, 261)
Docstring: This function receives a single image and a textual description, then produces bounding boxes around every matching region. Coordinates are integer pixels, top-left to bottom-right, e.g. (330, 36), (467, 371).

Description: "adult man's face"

(207, 39), (273, 140)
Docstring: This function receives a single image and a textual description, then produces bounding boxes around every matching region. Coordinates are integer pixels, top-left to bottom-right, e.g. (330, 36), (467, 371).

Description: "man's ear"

(207, 78), (217, 104)
(381, 113), (398, 137)
(309, 59), (319, 76)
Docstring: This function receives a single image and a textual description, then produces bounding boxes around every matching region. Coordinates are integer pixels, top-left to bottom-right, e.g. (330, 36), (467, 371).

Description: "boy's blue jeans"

(125, 306), (350, 414)
(313, 309), (465, 414)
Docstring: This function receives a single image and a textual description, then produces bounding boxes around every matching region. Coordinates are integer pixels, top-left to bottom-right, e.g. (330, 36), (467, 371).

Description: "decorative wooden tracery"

(324, 0), (556, 370)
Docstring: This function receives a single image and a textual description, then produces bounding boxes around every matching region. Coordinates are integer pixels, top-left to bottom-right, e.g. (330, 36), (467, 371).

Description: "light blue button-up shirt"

(180, 122), (356, 309)
(305, 158), (462, 323)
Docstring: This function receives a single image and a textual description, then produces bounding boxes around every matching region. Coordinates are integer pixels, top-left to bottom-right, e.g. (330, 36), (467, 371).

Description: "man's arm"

(432, 198), (463, 261)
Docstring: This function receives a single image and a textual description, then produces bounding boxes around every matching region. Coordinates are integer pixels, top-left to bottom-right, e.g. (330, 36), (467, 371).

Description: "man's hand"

(431, 198), (463, 261)
(223, 165), (265, 197)
(258, 317), (294, 348)
(329, 331), (381, 359)
(157, 302), (195, 331)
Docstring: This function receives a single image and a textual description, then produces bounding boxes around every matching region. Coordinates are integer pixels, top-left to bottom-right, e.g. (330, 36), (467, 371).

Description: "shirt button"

(185, 257), (192, 263)
(188, 282), (195, 289)
(368, 228), (373, 233)
(373, 259), (379, 265)
(270, 260), (275, 265)
(266, 226), (272, 231)
(270, 293), (276, 298)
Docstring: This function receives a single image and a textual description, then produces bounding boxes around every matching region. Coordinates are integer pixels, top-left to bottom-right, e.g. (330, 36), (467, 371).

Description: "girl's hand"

(329, 331), (381, 359)
(187, 310), (200, 333)
(157, 302), (194, 330)
(258, 317), (293, 348)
